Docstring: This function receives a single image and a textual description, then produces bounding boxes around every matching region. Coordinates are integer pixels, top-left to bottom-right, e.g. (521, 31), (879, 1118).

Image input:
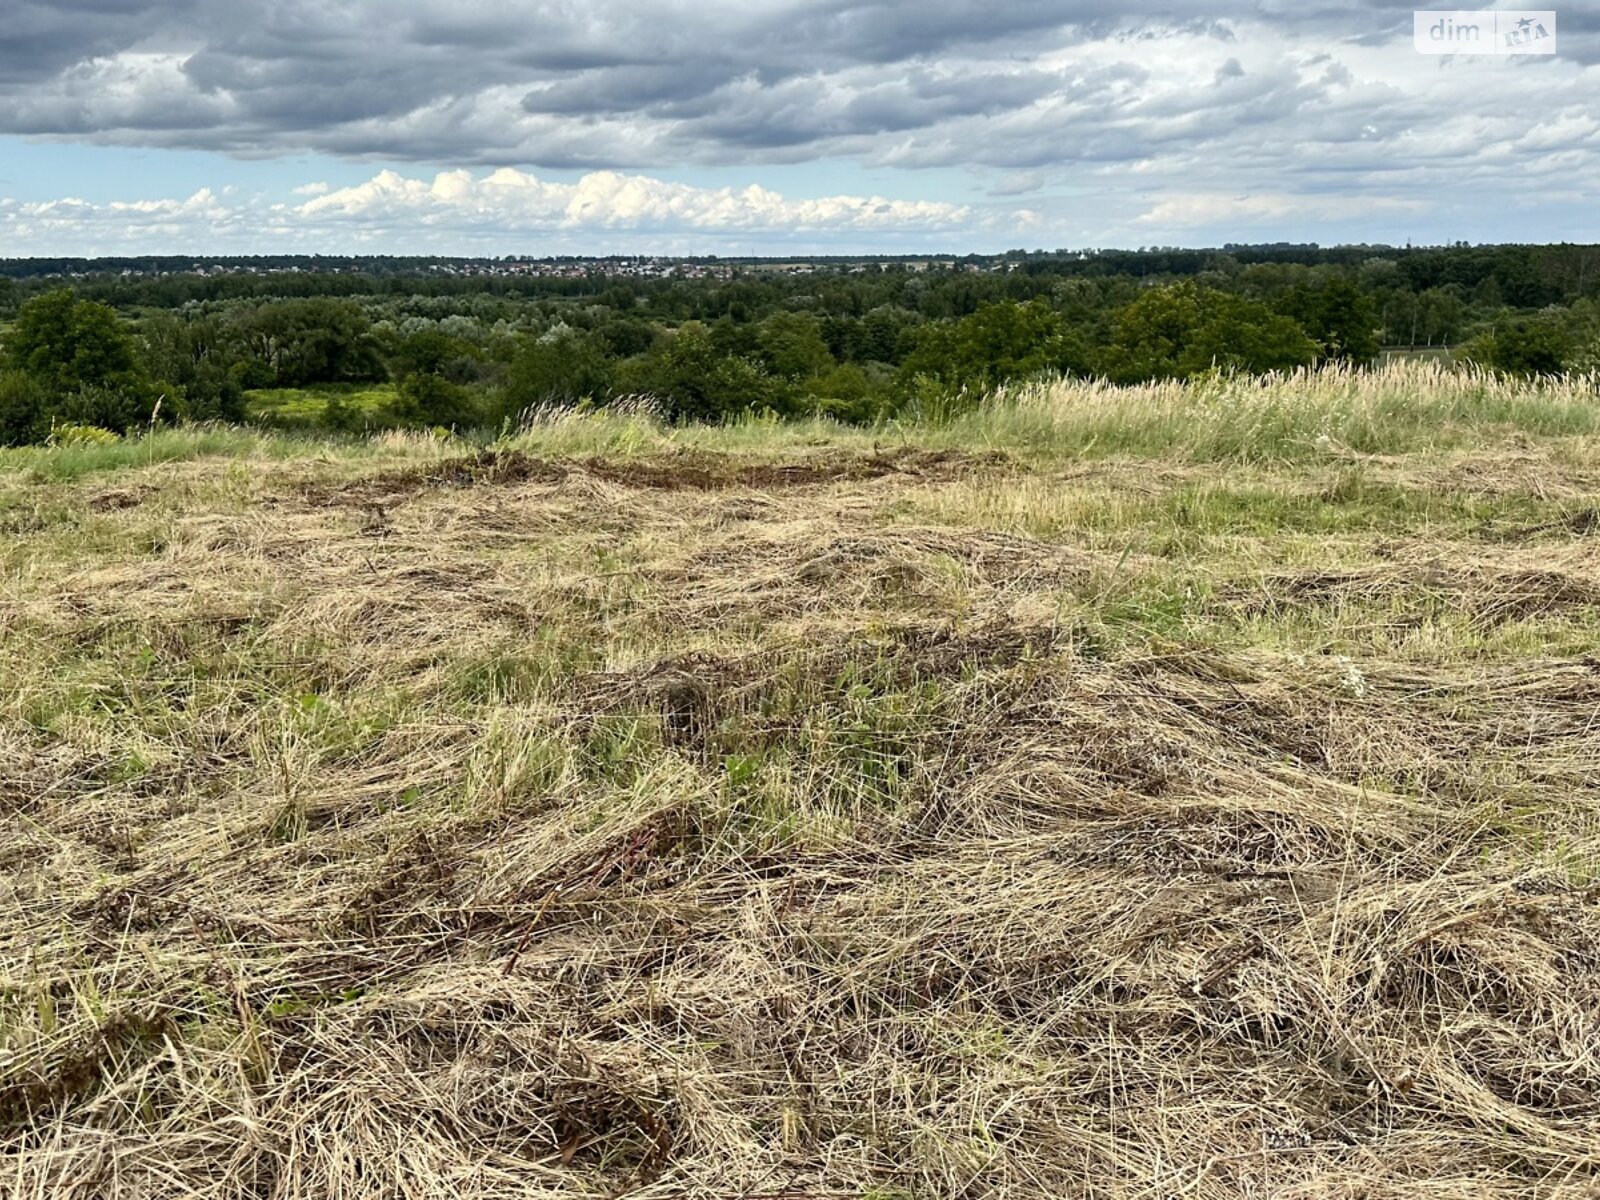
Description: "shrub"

(500, 332), (613, 415)
(387, 373), (482, 430)
(51, 383), (168, 435)
(47, 422), (121, 446)
(803, 363), (890, 423)
(617, 323), (798, 422)
(0, 370), (45, 446)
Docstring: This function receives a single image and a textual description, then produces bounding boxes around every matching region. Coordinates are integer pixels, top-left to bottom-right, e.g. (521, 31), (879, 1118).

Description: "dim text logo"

(1413, 10), (1557, 54)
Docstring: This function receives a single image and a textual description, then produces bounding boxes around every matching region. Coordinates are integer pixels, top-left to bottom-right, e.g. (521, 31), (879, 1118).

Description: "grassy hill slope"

(3, 363), (1599, 1197)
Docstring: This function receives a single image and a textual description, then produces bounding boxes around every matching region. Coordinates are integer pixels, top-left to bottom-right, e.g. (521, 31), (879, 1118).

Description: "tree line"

(2, 244), (1597, 444)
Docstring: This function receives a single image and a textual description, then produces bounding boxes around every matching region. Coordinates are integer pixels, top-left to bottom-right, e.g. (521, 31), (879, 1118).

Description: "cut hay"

(3, 378), (1600, 1197)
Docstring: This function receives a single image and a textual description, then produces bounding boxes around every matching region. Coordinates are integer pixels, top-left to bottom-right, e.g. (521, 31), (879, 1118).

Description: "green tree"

(0, 372), (46, 446)
(1564, 299), (1600, 373)
(1458, 314), (1571, 376)
(9, 290), (143, 395)
(620, 322), (795, 421)
(897, 299), (1087, 394)
(756, 311), (835, 380)
(4, 289), (165, 435)
(232, 299), (384, 387)
(501, 331), (613, 413)
(138, 312), (247, 423)
(596, 318), (658, 359)
(1103, 283), (1320, 382)
(1415, 287), (1467, 348)
(390, 329), (480, 383)
(1280, 277), (1381, 362)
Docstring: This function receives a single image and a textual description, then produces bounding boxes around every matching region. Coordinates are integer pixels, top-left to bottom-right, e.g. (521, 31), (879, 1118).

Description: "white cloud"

(1135, 191), (1426, 229)
(295, 167), (974, 232)
(0, 171), (987, 254)
(107, 188), (233, 219)
(0, 188), (243, 253)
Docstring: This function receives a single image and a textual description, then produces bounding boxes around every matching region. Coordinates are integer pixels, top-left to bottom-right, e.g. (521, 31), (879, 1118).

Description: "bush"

(320, 394), (374, 435)
(617, 323), (797, 422)
(47, 422), (121, 446)
(500, 332), (612, 415)
(0, 371), (46, 446)
(172, 362), (247, 424)
(803, 363), (889, 423)
(386, 373), (481, 430)
(51, 383), (167, 435)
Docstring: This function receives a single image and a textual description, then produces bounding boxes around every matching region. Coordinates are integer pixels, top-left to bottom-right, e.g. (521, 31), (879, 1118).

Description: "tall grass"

(0, 424), (457, 483)
(945, 360), (1600, 463)
(497, 361), (1600, 464)
(5, 361), (1596, 481)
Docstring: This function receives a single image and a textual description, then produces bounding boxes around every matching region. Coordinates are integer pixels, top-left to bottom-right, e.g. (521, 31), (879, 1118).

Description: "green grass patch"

(245, 382), (400, 429)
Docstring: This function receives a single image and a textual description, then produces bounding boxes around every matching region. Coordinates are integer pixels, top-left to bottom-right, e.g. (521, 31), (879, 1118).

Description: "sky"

(1, 0), (1597, 256)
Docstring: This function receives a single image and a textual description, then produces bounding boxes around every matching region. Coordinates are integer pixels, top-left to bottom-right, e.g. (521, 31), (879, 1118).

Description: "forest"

(2, 242), (1597, 444)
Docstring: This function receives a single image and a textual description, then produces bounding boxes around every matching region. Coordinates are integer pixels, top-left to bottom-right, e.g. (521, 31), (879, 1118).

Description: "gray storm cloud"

(1, 0), (1597, 249)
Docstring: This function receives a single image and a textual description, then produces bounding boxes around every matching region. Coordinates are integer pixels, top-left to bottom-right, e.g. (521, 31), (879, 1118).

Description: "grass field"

(245, 383), (399, 428)
(3, 362), (1600, 1197)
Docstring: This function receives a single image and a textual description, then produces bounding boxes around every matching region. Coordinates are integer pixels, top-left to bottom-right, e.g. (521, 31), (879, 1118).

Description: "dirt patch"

(86, 487), (151, 512)
(310, 446), (1014, 507)
(585, 447), (1012, 491)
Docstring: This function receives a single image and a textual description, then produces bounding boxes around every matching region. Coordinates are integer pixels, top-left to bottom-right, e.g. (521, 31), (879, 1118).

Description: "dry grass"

(3, 372), (1600, 1198)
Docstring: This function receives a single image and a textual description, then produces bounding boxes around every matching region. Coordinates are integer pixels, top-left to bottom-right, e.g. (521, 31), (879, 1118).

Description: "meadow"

(244, 383), (401, 430)
(2, 361), (1599, 1198)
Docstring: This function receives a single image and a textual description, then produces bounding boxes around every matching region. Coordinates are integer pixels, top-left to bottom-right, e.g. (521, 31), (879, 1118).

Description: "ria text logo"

(1414, 10), (1556, 53)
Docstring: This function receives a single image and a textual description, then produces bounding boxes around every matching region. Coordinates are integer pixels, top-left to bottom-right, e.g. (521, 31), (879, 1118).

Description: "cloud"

(989, 171), (1048, 197)
(5, 188), (234, 224)
(297, 167), (973, 232)
(0, 1), (1597, 249)
(1135, 191), (1427, 229)
(0, 169), (988, 254)
(0, 188), (246, 255)
(3, 2), (1596, 168)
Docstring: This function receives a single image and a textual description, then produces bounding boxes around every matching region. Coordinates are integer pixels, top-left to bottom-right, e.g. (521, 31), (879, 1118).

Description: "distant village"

(4, 254), (1029, 283)
(421, 257), (1019, 280)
